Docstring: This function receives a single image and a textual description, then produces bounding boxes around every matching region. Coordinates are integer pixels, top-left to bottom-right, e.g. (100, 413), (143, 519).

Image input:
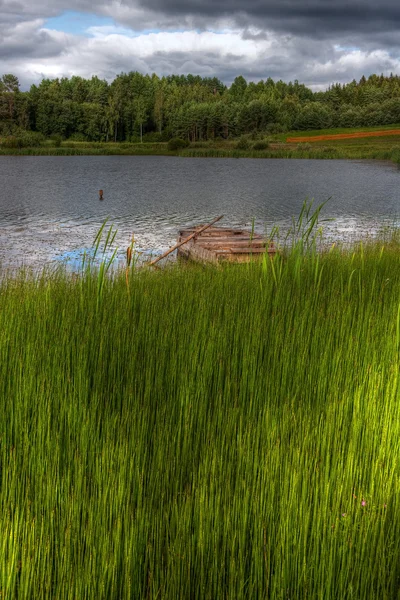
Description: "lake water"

(0, 155), (399, 270)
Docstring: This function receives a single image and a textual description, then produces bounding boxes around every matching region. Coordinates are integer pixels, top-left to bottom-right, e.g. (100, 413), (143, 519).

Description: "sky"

(1, 0), (400, 91)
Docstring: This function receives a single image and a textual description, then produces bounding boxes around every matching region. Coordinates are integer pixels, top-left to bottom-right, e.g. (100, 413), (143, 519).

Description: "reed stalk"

(0, 216), (399, 598)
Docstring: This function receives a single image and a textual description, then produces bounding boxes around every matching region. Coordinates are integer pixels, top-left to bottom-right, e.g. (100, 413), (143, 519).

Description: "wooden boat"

(148, 215), (275, 267)
(177, 224), (275, 263)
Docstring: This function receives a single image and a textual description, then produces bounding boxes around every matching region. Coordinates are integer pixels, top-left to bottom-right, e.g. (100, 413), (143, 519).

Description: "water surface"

(0, 156), (399, 270)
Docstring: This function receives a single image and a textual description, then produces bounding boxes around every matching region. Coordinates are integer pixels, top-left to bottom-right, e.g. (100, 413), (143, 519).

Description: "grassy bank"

(1, 144), (399, 161)
(0, 142), (174, 157)
(180, 146), (400, 161)
(2, 125), (400, 162)
(1, 230), (400, 598)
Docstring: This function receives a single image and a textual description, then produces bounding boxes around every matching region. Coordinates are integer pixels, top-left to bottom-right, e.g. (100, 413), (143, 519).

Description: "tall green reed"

(81, 219), (118, 309)
(0, 218), (400, 598)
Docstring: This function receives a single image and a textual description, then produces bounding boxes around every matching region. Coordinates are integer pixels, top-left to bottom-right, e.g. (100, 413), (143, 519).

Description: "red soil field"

(286, 129), (400, 143)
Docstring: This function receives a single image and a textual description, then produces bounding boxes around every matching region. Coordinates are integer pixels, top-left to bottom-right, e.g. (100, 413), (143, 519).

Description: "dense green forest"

(1, 71), (400, 143)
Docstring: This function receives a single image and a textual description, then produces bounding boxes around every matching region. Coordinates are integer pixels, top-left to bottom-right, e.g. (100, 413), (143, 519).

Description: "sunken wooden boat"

(147, 216), (275, 267)
(177, 224), (275, 264)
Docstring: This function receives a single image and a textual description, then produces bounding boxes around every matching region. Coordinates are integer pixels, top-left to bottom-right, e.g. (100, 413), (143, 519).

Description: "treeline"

(2, 71), (400, 142)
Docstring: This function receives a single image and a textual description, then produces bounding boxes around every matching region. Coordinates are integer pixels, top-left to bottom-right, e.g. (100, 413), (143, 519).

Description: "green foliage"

(68, 132), (87, 142)
(265, 122), (287, 134)
(235, 135), (251, 149)
(229, 75), (248, 100)
(0, 135), (19, 148)
(189, 140), (212, 148)
(140, 131), (164, 143)
(294, 102), (334, 130)
(50, 133), (62, 147)
(0, 121), (18, 136)
(252, 139), (270, 150)
(167, 137), (189, 150)
(237, 98), (278, 134)
(0, 131), (44, 148)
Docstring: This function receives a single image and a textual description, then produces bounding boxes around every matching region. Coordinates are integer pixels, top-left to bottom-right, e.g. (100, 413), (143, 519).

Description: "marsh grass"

(4, 145), (397, 161)
(180, 146), (400, 161)
(0, 144), (173, 156)
(1, 214), (400, 598)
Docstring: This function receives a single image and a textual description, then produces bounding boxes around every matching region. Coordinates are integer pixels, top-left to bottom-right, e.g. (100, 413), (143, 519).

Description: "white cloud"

(85, 24), (137, 38)
(2, 27), (276, 84)
(80, 29), (270, 58)
(1, 4), (400, 90)
(305, 48), (400, 85)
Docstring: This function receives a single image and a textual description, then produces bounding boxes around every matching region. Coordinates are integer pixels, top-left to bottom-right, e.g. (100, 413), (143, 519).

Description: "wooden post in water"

(148, 215), (224, 267)
(99, 190), (104, 200)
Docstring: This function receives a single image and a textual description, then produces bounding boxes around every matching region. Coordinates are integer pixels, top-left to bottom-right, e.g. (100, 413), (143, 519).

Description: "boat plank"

(197, 240), (266, 247)
(214, 247), (271, 254)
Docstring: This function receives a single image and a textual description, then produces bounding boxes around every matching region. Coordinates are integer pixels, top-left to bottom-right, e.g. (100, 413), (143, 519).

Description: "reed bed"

(1, 225), (400, 598)
(180, 147), (400, 162)
(0, 146), (172, 156)
(1, 139), (400, 162)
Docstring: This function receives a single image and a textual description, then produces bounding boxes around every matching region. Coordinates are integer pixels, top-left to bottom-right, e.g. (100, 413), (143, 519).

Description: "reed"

(0, 218), (399, 598)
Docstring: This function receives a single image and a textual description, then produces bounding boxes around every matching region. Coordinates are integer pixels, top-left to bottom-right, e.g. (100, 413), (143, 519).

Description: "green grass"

(1, 217), (400, 598)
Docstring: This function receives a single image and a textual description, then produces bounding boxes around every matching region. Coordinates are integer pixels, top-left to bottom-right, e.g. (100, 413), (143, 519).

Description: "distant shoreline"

(1, 125), (400, 163)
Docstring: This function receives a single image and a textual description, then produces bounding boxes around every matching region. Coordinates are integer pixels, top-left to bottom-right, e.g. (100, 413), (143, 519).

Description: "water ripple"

(0, 156), (399, 271)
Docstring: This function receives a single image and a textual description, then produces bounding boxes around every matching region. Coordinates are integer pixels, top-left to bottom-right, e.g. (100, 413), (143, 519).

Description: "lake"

(0, 155), (399, 270)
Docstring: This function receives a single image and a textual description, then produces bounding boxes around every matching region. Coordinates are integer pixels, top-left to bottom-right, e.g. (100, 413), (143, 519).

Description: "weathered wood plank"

(192, 236), (262, 243)
(228, 247), (273, 253)
(197, 241), (266, 248)
(178, 243), (219, 264)
(179, 228), (261, 239)
(214, 248), (268, 254)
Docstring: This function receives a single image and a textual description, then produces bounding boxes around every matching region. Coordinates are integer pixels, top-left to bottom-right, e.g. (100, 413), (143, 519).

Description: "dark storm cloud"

(5, 0), (399, 39)
(132, 0), (400, 36)
(3, 0), (400, 41)
(141, 41), (335, 87)
(0, 28), (64, 59)
(0, 0), (94, 20)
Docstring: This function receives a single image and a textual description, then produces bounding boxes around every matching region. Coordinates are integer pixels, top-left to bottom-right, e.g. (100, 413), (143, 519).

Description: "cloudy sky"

(1, 0), (400, 91)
